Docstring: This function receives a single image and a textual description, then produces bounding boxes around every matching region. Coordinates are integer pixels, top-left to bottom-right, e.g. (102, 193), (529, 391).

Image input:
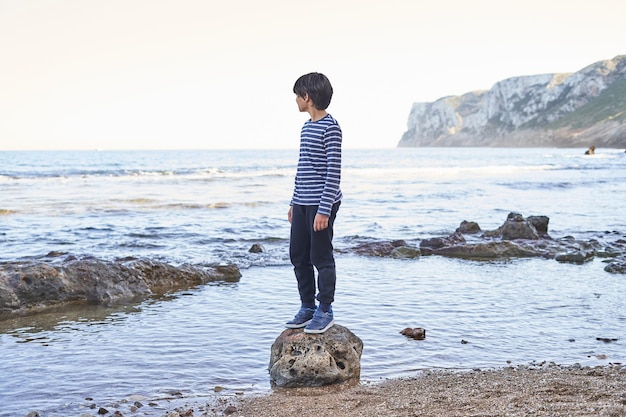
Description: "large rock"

(269, 325), (363, 388)
(432, 241), (541, 259)
(0, 255), (241, 319)
(345, 213), (626, 272)
(350, 240), (409, 256)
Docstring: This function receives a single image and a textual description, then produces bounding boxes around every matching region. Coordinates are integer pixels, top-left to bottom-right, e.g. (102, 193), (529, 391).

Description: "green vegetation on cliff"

(548, 77), (626, 129)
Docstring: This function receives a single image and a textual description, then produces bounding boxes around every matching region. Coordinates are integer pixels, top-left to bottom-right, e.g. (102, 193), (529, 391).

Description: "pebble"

(224, 405), (238, 415)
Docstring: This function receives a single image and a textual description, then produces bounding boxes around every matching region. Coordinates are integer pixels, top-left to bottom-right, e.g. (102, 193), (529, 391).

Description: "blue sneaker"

(285, 307), (316, 328)
(304, 308), (334, 334)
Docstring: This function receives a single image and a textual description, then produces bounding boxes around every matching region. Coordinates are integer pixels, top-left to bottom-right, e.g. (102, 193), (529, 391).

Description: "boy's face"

(295, 93), (308, 113)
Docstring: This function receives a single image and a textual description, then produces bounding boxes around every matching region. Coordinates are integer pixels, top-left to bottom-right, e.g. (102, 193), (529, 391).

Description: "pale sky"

(1, 0), (625, 150)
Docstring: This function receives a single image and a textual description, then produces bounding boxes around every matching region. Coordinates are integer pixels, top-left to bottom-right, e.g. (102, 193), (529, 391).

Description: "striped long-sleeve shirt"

(290, 114), (342, 216)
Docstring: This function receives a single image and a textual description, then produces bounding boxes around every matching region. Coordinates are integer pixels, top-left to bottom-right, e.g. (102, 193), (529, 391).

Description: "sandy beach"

(170, 364), (626, 417)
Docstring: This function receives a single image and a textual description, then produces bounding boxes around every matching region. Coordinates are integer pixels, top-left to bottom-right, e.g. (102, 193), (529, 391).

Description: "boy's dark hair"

(293, 72), (333, 110)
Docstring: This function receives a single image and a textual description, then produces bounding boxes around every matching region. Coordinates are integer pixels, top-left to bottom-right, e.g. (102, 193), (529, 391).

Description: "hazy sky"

(1, 0), (625, 150)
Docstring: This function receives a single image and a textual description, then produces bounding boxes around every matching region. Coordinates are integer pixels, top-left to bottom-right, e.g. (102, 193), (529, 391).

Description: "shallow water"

(1, 255), (624, 416)
(1, 148), (625, 416)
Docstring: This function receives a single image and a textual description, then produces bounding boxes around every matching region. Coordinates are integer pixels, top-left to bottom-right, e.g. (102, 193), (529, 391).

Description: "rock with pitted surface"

(0, 254), (241, 320)
(269, 324), (363, 388)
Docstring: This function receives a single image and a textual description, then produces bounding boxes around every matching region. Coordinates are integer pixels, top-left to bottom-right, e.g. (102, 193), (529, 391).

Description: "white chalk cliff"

(399, 55), (626, 148)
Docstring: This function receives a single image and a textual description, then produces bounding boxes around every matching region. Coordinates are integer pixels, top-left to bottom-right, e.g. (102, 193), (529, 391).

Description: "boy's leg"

(304, 202), (339, 334)
(289, 204), (316, 307)
(311, 202), (340, 306)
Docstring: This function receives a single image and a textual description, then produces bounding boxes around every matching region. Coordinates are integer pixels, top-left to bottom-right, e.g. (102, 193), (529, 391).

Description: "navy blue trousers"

(289, 202), (340, 306)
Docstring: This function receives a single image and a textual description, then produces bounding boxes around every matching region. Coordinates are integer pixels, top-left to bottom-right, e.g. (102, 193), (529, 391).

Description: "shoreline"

(165, 364), (626, 417)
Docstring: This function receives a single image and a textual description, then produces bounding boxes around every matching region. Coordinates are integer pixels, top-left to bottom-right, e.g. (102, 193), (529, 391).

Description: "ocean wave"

(345, 164), (563, 181)
(0, 166), (293, 183)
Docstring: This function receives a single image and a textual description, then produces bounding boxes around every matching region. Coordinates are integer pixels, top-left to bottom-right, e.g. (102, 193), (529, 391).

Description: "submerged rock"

(400, 327), (426, 340)
(0, 256), (241, 320)
(555, 251), (595, 264)
(269, 325), (363, 388)
(248, 243), (266, 253)
(604, 257), (626, 274)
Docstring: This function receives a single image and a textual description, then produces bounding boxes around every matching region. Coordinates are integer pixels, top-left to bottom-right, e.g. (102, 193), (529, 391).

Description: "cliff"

(398, 55), (626, 148)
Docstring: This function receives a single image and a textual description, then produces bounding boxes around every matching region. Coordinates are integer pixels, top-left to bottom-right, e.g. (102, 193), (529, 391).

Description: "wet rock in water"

(400, 327), (426, 340)
(604, 257), (626, 274)
(420, 231), (465, 250)
(596, 337), (619, 343)
(456, 220), (481, 234)
(501, 213), (540, 240)
(248, 243), (266, 253)
(344, 212), (626, 273)
(0, 256), (241, 320)
(351, 240), (410, 257)
(420, 237), (447, 250)
(555, 251), (595, 264)
(433, 241), (540, 259)
(390, 246), (421, 259)
(527, 215), (550, 235)
(269, 324), (363, 388)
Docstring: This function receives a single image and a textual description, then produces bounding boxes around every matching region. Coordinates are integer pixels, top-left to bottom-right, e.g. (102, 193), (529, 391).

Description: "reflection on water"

(0, 255), (624, 417)
(0, 304), (141, 339)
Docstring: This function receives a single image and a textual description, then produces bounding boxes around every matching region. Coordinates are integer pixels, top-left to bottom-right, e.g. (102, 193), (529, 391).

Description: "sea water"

(0, 148), (624, 416)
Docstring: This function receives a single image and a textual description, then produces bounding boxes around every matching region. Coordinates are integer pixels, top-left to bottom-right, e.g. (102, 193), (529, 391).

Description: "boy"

(285, 72), (342, 334)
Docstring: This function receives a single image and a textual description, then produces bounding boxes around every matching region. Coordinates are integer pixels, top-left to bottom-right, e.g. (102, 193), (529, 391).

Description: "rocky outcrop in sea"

(398, 55), (626, 148)
(345, 212), (626, 274)
(0, 253), (241, 320)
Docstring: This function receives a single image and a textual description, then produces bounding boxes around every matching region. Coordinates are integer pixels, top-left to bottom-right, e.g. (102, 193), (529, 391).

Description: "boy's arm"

(317, 124), (342, 217)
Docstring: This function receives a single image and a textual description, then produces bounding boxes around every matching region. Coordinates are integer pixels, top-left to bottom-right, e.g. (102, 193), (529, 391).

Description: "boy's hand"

(313, 213), (329, 232)
(288, 206), (293, 224)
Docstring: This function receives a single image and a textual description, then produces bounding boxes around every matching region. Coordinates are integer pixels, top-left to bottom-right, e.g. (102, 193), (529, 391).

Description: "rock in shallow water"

(0, 256), (241, 319)
(269, 324), (363, 388)
(604, 257), (626, 274)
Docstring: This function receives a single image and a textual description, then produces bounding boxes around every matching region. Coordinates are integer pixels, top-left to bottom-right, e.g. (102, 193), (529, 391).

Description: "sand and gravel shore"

(167, 364), (626, 417)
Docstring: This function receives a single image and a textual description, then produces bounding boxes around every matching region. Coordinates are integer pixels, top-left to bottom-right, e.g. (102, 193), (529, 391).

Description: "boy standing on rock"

(285, 72), (342, 334)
